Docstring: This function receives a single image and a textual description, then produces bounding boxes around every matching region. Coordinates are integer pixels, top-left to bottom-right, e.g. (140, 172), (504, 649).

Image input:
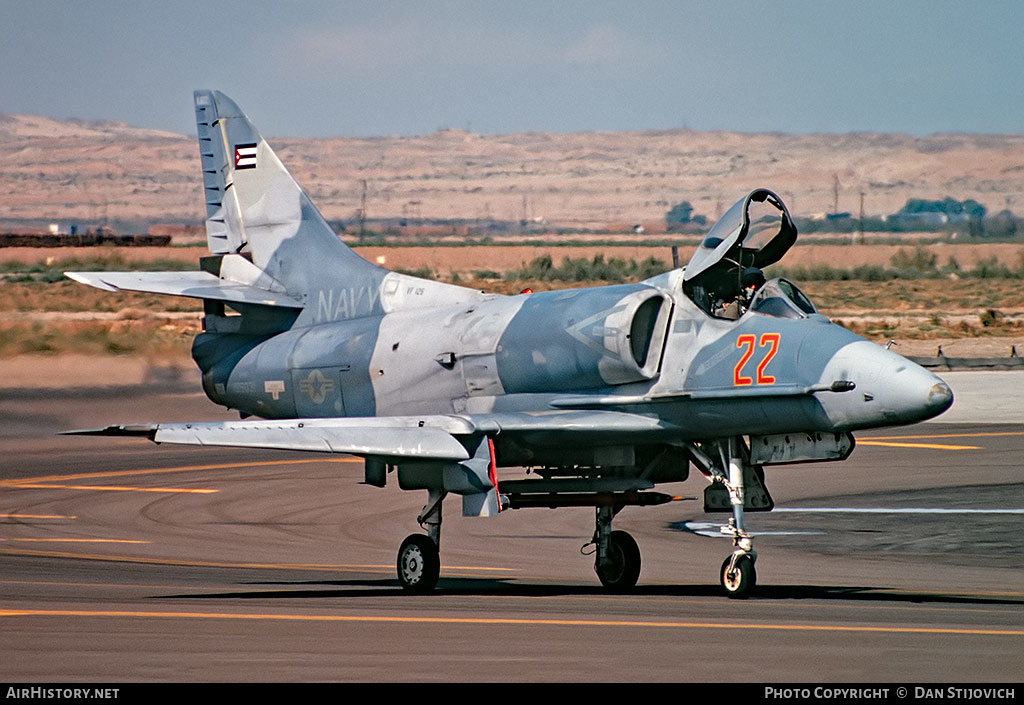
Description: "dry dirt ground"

(1, 242), (1022, 273)
(1, 245), (1021, 370)
(2, 113), (1024, 230)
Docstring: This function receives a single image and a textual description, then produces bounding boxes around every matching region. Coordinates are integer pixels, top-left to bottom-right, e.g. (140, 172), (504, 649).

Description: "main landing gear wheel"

(397, 534), (440, 593)
(720, 554), (756, 599)
(595, 530), (641, 591)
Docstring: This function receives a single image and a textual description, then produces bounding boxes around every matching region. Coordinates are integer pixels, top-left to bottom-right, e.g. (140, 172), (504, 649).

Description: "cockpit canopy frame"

(683, 188), (798, 314)
(749, 277), (818, 319)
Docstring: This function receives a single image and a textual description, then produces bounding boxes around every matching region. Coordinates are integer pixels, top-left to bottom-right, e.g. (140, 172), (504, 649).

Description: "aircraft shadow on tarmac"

(161, 579), (1024, 606)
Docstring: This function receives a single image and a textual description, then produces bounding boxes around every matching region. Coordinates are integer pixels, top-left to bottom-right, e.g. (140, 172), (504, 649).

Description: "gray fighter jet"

(66, 91), (953, 597)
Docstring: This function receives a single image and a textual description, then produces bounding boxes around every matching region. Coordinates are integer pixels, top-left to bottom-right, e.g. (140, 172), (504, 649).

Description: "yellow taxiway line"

(854, 431), (1020, 450)
(0, 457), (363, 494)
(0, 538), (150, 544)
(864, 431), (1024, 440)
(1, 608), (1021, 637)
(856, 441), (981, 450)
(0, 547), (515, 573)
(9, 484), (218, 493)
(0, 457), (361, 487)
(0, 514), (76, 519)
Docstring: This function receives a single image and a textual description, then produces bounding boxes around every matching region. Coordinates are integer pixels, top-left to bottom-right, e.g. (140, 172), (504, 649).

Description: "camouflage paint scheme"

(66, 92), (953, 596)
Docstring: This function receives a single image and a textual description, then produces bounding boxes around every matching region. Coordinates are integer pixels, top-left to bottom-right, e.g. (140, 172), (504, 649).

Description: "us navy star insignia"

(300, 369), (334, 404)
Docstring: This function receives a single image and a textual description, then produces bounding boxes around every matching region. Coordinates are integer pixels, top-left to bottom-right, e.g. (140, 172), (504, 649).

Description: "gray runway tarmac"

(0, 379), (1021, 682)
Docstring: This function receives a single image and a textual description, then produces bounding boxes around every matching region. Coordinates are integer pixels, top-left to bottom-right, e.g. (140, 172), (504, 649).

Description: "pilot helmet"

(741, 267), (766, 290)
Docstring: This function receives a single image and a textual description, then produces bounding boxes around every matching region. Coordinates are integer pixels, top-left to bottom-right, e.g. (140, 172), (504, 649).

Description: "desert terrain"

(1, 112), (1022, 372)
(1, 242), (1021, 373)
(2, 113), (1024, 230)
(1, 241), (1022, 274)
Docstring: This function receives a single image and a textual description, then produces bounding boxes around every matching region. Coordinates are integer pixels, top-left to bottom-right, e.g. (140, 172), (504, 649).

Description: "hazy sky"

(3, 0), (1023, 137)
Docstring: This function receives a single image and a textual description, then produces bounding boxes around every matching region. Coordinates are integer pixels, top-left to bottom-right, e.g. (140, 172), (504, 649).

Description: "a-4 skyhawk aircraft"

(66, 91), (953, 597)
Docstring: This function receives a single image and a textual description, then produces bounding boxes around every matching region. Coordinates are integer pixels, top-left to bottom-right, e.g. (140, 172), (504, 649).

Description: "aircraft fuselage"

(196, 270), (952, 455)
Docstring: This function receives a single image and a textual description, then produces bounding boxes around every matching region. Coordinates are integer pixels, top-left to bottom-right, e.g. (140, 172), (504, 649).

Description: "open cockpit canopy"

(683, 189), (797, 313)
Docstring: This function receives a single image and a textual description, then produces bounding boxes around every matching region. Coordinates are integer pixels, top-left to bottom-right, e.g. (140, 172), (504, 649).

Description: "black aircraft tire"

(595, 530), (642, 591)
(720, 554), (756, 599)
(397, 534), (440, 593)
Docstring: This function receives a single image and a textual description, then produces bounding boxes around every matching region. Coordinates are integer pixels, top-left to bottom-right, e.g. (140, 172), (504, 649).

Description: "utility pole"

(854, 191), (865, 244)
(359, 179), (367, 237)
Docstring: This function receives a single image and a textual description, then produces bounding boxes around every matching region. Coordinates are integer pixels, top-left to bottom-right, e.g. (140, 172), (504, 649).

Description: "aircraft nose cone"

(926, 380), (954, 416)
(881, 361), (954, 424)
(820, 341), (954, 428)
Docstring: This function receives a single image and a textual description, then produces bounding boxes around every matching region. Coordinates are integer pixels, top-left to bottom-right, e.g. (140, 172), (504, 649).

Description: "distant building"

(883, 212), (950, 227)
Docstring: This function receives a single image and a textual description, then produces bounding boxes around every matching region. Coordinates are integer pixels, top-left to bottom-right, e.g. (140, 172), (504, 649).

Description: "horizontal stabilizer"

(65, 271), (303, 308)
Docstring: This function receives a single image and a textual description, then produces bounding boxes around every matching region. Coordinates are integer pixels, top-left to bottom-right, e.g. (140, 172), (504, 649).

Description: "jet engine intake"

(495, 285), (671, 392)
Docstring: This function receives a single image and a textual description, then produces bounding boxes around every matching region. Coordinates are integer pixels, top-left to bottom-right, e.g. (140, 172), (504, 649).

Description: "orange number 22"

(734, 333), (780, 386)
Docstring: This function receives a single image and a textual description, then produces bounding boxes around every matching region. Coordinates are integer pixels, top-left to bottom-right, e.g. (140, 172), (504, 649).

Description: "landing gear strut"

(691, 437), (759, 598)
(719, 437), (757, 598)
(397, 489), (444, 592)
(592, 505), (641, 591)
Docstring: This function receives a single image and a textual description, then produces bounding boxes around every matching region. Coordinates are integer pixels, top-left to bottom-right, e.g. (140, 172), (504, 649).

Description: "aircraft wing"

(66, 416), (475, 460)
(65, 410), (676, 519)
(65, 410), (674, 459)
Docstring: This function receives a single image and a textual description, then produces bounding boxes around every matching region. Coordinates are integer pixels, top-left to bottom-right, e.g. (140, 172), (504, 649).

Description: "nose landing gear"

(721, 542), (757, 598)
(718, 437), (758, 598)
(689, 437), (761, 598)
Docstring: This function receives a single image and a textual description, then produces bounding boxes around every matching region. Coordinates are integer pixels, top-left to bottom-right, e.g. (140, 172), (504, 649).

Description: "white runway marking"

(680, 521), (824, 538)
(773, 507), (1024, 515)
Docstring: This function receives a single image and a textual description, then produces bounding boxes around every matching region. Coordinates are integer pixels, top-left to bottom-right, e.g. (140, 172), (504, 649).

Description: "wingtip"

(60, 424), (158, 439)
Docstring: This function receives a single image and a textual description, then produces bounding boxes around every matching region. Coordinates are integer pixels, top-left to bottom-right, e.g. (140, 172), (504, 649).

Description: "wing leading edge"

(64, 410), (673, 459)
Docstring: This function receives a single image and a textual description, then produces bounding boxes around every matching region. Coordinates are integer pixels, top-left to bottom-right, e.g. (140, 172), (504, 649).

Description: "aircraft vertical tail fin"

(193, 90), (384, 300)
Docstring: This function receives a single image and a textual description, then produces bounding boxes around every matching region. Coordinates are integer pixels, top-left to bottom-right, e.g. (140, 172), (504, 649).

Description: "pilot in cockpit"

(715, 267), (766, 320)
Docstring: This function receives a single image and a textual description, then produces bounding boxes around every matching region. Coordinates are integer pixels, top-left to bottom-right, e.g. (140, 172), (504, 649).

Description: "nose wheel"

(720, 552), (756, 598)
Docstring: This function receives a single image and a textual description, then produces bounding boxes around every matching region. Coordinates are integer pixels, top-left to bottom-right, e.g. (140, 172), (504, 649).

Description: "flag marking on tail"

(234, 143), (257, 169)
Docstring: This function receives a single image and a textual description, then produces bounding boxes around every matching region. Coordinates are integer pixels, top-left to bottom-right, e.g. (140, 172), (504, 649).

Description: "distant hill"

(1, 112), (1022, 231)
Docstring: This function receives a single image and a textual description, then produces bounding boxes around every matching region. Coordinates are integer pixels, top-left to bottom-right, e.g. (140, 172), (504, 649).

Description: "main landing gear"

(591, 505), (641, 591)
(393, 440), (762, 597)
(397, 534), (439, 593)
(397, 489), (444, 593)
